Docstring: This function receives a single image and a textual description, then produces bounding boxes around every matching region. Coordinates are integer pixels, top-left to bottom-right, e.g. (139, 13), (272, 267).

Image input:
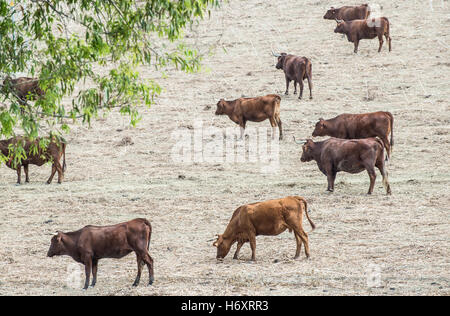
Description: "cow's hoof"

(132, 282), (139, 287)
(309, 96), (313, 100)
(284, 92), (289, 95)
(148, 277), (154, 286)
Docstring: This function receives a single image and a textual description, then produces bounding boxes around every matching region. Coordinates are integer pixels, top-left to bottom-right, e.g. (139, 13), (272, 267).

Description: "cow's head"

(213, 234), (232, 259)
(312, 118), (329, 137)
(300, 139), (316, 162)
(324, 7), (338, 20)
(275, 53), (288, 70)
(47, 232), (67, 257)
(215, 99), (226, 115)
(334, 20), (346, 34)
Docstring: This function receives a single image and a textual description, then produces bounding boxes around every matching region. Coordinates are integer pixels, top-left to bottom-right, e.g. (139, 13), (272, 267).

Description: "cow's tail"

(142, 218), (152, 250)
(375, 138), (388, 162)
(374, 139), (391, 194)
(386, 112), (394, 148)
(292, 196), (316, 230)
(273, 94), (281, 115)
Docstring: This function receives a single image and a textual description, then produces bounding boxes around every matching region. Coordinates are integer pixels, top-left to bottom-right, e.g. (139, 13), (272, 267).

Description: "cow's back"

(78, 223), (133, 259)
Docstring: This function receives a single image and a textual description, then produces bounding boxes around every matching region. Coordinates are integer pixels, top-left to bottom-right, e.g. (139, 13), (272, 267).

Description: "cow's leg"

(326, 167), (336, 192)
(47, 164), (57, 184)
(239, 120), (246, 140)
(16, 165), (22, 185)
(55, 161), (64, 184)
(386, 35), (392, 52)
(23, 164), (30, 183)
(376, 157), (392, 195)
(276, 116), (283, 140)
(298, 80), (304, 100)
(293, 81), (297, 94)
(378, 34), (384, 52)
(307, 75), (313, 100)
(354, 39), (359, 53)
(142, 252), (154, 285)
(293, 232), (303, 259)
(366, 165), (377, 195)
(248, 233), (257, 261)
(284, 77), (290, 95)
(233, 241), (244, 260)
(133, 255), (144, 286)
(91, 259), (98, 287)
(299, 229), (310, 259)
(380, 136), (391, 161)
(83, 256), (92, 290)
(269, 117), (277, 140)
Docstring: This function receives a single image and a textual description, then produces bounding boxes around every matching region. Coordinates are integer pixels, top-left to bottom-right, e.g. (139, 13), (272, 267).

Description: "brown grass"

(0, 0), (449, 296)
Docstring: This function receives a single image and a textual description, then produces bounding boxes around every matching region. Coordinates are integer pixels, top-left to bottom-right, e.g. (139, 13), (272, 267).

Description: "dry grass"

(0, 0), (449, 296)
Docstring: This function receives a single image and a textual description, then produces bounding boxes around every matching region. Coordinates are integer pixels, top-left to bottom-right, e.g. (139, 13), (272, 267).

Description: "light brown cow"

(215, 94), (283, 140)
(213, 196), (315, 261)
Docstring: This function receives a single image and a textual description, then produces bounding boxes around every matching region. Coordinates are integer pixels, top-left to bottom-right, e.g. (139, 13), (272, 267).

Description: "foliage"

(0, 0), (220, 147)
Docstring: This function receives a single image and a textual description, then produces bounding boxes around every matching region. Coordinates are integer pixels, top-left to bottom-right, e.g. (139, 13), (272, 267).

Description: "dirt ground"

(0, 0), (449, 296)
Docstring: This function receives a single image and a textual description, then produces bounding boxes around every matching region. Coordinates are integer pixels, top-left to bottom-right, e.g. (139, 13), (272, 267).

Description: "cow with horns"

(295, 137), (392, 195)
(272, 51), (313, 100)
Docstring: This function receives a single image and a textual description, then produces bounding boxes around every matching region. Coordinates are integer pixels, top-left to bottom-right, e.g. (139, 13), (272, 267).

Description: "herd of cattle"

(1, 4), (396, 290)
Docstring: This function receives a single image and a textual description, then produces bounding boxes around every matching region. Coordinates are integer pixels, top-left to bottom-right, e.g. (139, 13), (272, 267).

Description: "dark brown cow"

(334, 17), (392, 53)
(323, 4), (370, 21)
(213, 196), (315, 261)
(215, 94), (283, 140)
(297, 138), (391, 195)
(273, 53), (313, 100)
(0, 136), (66, 184)
(47, 218), (154, 290)
(2, 77), (44, 104)
(312, 112), (394, 160)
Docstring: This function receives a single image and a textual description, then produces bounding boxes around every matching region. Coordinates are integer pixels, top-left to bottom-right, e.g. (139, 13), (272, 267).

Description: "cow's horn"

(293, 136), (306, 144)
(271, 50), (281, 57)
(335, 19), (343, 23)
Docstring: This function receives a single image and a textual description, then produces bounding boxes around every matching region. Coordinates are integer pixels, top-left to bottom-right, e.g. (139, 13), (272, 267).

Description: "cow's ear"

(319, 118), (324, 121)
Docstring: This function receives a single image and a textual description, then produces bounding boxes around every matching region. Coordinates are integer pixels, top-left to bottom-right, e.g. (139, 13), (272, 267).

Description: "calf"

(334, 18), (392, 53)
(323, 4), (370, 21)
(2, 77), (44, 104)
(273, 52), (313, 100)
(312, 112), (394, 160)
(0, 136), (66, 184)
(47, 218), (154, 290)
(213, 196), (315, 261)
(215, 94), (283, 140)
(297, 138), (391, 195)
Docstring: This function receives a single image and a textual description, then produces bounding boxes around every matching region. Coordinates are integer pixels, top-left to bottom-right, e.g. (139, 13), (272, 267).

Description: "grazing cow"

(334, 18), (392, 53)
(297, 138), (391, 195)
(2, 77), (44, 104)
(215, 94), (283, 140)
(213, 196), (315, 261)
(273, 52), (313, 100)
(47, 218), (154, 290)
(323, 4), (370, 21)
(312, 112), (394, 160)
(0, 136), (66, 184)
